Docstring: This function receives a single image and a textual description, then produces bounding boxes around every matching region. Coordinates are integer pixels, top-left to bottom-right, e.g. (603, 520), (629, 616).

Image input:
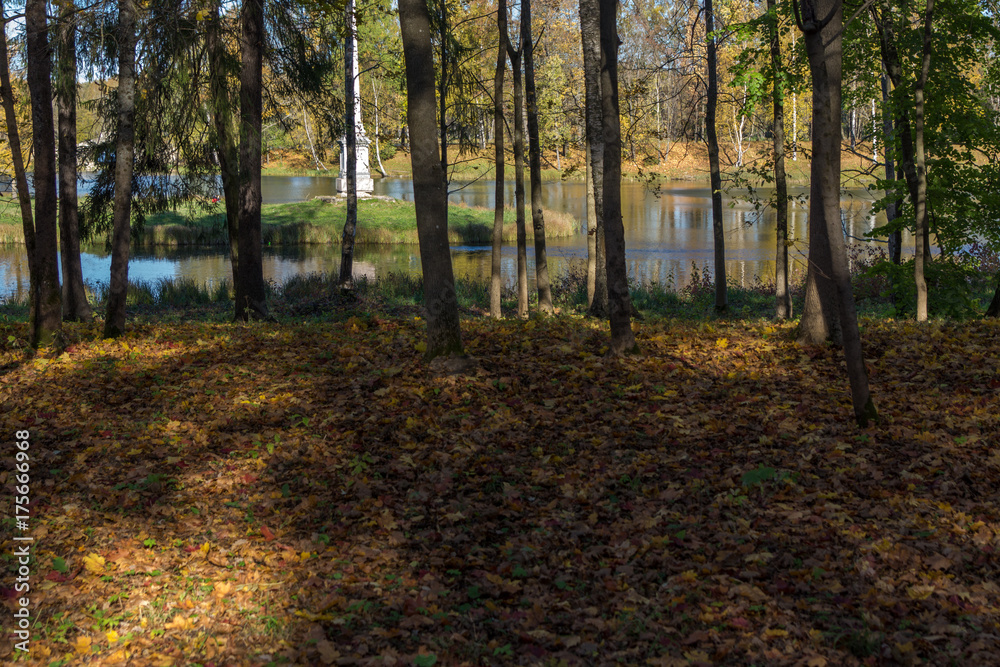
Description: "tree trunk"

(801, 0), (878, 427)
(581, 0), (607, 317)
(880, 69), (902, 265)
(399, 0), (464, 358)
(585, 136), (597, 307)
(56, 3), (91, 323)
(599, 0), (636, 354)
(103, 0), (136, 338)
(234, 0), (270, 321)
(913, 0), (933, 322)
(767, 0), (790, 320)
(0, 2), (37, 321)
(490, 0), (507, 319)
(705, 0), (727, 313)
(25, 0), (61, 346)
(372, 80), (388, 177)
(987, 276), (1000, 317)
(207, 3), (240, 287)
(340, 0), (358, 289)
(522, 0), (552, 312)
(507, 42), (529, 319)
(438, 0), (449, 186)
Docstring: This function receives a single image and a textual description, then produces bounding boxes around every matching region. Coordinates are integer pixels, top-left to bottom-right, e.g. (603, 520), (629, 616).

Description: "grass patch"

(110, 198), (577, 248)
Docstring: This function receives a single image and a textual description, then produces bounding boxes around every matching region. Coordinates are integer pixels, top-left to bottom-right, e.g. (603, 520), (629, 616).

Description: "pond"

(0, 175), (890, 301)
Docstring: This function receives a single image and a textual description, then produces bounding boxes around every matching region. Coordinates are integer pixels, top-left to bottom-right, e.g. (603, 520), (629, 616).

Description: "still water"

(0, 175), (886, 300)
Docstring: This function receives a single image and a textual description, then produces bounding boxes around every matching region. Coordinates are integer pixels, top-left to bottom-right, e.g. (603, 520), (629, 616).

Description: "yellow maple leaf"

(83, 553), (106, 574)
(907, 584), (935, 600)
(73, 635), (93, 654)
(200, 542), (211, 555)
(164, 614), (195, 631)
(106, 630), (120, 643)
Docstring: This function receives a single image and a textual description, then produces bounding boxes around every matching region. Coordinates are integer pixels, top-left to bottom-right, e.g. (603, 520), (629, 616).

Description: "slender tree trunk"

(801, 0), (877, 427)
(103, 0), (137, 338)
(705, 0), (727, 312)
(585, 136), (597, 306)
(508, 42), (529, 319)
(234, 0), (270, 321)
(25, 0), (61, 346)
(303, 109), (326, 170)
(581, 0), (607, 316)
(340, 0), (358, 289)
(880, 69), (901, 265)
(600, 0), (636, 354)
(913, 0), (933, 322)
(438, 0), (449, 187)
(207, 3), (240, 286)
(522, 0), (552, 312)
(767, 0), (790, 320)
(490, 0), (507, 319)
(0, 2), (36, 320)
(372, 80), (388, 177)
(56, 3), (91, 322)
(399, 0), (464, 358)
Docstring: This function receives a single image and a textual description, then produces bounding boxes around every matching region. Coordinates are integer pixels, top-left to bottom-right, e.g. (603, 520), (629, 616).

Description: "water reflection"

(1, 178), (891, 301)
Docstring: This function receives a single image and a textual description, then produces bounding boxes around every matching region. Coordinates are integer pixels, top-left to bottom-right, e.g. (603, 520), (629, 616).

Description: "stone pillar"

(337, 0), (374, 196)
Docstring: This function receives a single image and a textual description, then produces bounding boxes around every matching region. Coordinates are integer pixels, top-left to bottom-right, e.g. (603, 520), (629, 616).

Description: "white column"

(337, 0), (374, 195)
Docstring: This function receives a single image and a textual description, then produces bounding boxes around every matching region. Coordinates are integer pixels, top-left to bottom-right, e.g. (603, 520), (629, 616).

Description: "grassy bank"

(264, 140), (883, 187)
(0, 197), (579, 247)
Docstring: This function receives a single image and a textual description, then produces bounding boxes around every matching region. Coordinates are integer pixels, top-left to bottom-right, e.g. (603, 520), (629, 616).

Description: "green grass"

(0, 197), (579, 247)
(136, 198), (577, 247)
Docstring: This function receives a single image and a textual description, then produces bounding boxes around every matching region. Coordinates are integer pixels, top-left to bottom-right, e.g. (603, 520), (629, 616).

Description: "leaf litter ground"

(2, 315), (1000, 666)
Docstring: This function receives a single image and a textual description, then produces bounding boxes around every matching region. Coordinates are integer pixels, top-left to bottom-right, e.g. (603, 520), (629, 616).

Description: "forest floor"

(2, 278), (1000, 665)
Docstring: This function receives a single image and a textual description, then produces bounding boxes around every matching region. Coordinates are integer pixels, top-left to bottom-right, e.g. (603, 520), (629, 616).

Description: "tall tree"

(580, 0), (607, 316)
(798, 0), (877, 426)
(56, 1), (92, 323)
(766, 0), (790, 320)
(599, 0), (636, 354)
(26, 0), (62, 345)
(507, 38), (529, 319)
(234, 0), (270, 321)
(911, 0), (934, 322)
(399, 0), (464, 358)
(522, 0), (553, 312)
(340, 0), (359, 289)
(104, 0), (137, 338)
(0, 1), (36, 322)
(490, 0), (507, 319)
(705, 0), (727, 313)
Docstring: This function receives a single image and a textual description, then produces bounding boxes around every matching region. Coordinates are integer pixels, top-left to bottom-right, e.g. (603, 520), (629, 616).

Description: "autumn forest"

(3, 0), (1000, 664)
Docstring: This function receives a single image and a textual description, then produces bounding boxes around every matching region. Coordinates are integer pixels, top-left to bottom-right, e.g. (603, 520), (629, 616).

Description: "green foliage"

(863, 256), (989, 320)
